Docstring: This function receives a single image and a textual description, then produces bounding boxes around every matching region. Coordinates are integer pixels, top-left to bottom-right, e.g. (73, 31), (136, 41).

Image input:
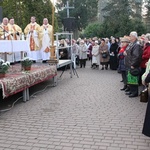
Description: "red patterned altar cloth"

(0, 64), (57, 98)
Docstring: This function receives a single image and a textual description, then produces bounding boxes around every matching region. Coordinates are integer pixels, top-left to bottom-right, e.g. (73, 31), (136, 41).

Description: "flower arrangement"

(21, 57), (33, 71)
(0, 59), (10, 74)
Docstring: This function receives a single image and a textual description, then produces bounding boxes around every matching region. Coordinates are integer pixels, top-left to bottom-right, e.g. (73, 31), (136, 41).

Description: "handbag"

(127, 71), (138, 85)
(102, 53), (107, 58)
(140, 88), (148, 103)
(130, 68), (140, 76)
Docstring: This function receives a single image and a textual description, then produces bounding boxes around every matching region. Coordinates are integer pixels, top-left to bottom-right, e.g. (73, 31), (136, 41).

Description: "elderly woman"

(140, 33), (150, 84)
(92, 40), (100, 69)
(59, 39), (68, 60)
(99, 39), (109, 70)
(118, 37), (130, 90)
(78, 40), (87, 68)
(109, 38), (119, 70)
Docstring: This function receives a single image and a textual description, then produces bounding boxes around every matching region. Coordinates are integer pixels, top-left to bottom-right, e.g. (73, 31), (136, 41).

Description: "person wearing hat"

(91, 40), (100, 69)
(78, 40), (87, 68)
(118, 37), (130, 90)
(124, 31), (143, 97)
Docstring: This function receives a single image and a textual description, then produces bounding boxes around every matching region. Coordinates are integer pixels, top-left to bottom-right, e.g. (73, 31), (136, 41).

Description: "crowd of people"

(0, 16), (150, 138)
(70, 31), (150, 138)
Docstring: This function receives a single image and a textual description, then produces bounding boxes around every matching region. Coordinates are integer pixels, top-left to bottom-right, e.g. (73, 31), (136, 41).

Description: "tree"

(142, 0), (150, 31)
(84, 22), (104, 38)
(56, 0), (98, 31)
(129, 0), (143, 19)
(100, 0), (146, 37)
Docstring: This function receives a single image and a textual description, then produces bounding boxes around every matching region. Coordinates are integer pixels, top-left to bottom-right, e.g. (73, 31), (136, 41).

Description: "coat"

(92, 45), (100, 65)
(142, 71), (150, 137)
(118, 46), (128, 71)
(124, 41), (142, 69)
(109, 43), (119, 70)
(99, 44), (109, 63)
(78, 44), (87, 60)
(140, 43), (150, 68)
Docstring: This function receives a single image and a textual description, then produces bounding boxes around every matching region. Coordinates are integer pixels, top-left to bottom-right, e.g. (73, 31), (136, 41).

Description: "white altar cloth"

(0, 40), (30, 62)
(0, 40), (30, 53)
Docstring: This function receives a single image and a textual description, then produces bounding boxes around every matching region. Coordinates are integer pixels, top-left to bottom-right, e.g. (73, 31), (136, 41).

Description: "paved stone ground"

(0, 61), (150, 150)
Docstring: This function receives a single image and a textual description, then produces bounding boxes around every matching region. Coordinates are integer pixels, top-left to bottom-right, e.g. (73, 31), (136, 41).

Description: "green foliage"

(0, 0), (58, 32)
(21, 57), (33, 67)
(0, 59), (10, 73)
(84, 22), (103, 38)
(56, 0), (98, 30)
(83, 0), (146, 38)
(83, 18), (146, 38)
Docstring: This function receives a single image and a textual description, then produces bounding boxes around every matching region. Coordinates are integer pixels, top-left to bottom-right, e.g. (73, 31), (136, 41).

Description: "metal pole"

(67, 1), (69, 18)
(49, 0), (57, 63)
(51, 0), (54, 46)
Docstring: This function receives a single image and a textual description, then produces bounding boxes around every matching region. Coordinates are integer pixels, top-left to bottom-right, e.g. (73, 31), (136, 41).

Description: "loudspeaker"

(0, 7), (2, 23)
(62, 17), (76, 31)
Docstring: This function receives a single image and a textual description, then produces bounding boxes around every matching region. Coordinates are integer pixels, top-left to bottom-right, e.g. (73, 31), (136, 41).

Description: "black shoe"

(125, 92), (131, 95)
(125, 88), (130, 92)
(93, 66), (96, 69)
(129, 94), (138, 98)
(120, 85), (127, 91)
(10, 62), (15, 65)
(101, 67), (104, 70)
(42, 60), (47, 63)
(120, 80), (123, 82)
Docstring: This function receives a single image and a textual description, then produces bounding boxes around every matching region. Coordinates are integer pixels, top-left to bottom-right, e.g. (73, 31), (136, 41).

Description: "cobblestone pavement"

(0, 61), (150, 150)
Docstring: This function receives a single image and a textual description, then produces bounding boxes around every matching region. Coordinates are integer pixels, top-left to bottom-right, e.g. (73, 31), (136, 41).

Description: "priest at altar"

(8, 18), (22, 61)
(24, 16), (41, 61)
(0, 17), (15, 62)
(39, 18), (53, 63)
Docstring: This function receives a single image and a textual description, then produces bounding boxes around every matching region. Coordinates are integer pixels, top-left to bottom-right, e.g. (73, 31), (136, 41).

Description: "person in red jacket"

(140, 33), (150, 84)
(118, 37), (130, 90)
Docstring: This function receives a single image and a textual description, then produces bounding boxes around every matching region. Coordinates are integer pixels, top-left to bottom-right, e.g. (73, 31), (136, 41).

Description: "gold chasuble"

(24, 22), (41, 51)
(0, 23), (11, 40)
(8, 24), (22, 40)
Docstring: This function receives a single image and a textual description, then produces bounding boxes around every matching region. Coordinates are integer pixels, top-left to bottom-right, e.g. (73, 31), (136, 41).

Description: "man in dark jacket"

(124, 31), (143, 97)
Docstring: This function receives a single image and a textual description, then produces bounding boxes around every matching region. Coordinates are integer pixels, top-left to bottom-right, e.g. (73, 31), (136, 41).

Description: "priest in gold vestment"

(39, 18), (53, 63)
(8, 18), (22, 40)
(24, 16), (41, 61)
(0, 17), (15, 62)
(0, 17), (11, 40)
(8, 18), (22, 61)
